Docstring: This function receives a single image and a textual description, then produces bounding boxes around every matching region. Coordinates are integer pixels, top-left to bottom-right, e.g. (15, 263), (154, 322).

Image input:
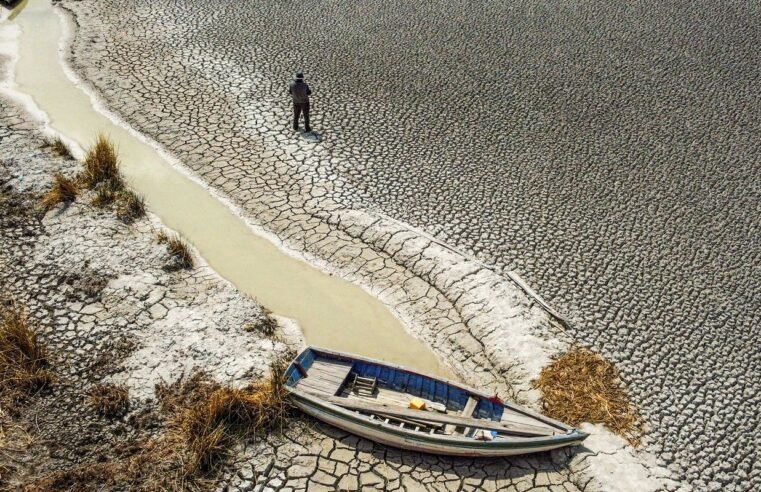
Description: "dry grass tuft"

(71, 136), (147, 224)
(0, 301), (53, 414)
(38, 172), (78, 212)
(90, 179), (122, 208)
(116, 190), (146, 223)
(80, 134), (123, 191)
(257, 307), (278, 337)
(166, 235), (194, 269)
(153, 357), (290, 477)
(533, 346), (643, 445)
(42, 137), (74, 160)
(23, 463), (117, 492)
(156, 231), (194, 270)
(25, 358), (292, 490)
(88, 383), (130, 418)
(174, 363), (290, 476)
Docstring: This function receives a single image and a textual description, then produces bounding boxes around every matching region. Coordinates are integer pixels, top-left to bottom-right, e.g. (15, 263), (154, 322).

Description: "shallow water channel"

(7, 0), (451, 377)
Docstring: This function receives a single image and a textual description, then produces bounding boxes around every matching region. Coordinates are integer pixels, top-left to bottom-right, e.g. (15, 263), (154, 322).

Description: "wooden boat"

(284, 347), (589, 457)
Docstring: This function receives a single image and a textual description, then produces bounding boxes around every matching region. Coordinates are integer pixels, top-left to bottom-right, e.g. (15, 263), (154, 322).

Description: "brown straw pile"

(533, 346), (644, 445)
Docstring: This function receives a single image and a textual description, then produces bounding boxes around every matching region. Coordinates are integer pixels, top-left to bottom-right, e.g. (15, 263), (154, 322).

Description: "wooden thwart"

(323, 396), (556, 437)
(455, 396), (480, 435)
(462, 396), (478, 417)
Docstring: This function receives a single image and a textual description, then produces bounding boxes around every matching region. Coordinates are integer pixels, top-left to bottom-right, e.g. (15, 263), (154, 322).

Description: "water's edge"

(4, 0), (452, 377)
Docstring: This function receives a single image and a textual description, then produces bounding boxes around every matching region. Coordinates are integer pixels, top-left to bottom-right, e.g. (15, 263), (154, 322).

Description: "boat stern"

(284, 347), (318, 389)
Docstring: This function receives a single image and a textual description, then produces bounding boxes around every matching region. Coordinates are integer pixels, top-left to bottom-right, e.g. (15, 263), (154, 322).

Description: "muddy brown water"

(6, 0), (453, 378)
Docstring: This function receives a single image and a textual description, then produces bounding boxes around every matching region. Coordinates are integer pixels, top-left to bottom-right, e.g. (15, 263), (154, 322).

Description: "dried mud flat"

(3, 0), (758, 490)
(0, 93), (285, 486)
(0, 0), (691, 486)
(57, 0), (760, 490)
(0, 72), (673, 490)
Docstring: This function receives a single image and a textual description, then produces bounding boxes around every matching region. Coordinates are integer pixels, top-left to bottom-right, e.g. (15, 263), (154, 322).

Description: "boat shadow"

(312, 420), (590, 485)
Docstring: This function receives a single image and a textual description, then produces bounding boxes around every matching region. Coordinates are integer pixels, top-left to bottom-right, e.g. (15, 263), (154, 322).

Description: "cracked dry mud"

(0, 73), (613, 491)
(58, 0), (760, 490)
(0, 95), (286, 482)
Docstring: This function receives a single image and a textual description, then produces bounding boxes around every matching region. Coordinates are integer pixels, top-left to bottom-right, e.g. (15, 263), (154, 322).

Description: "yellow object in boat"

(409, 398), (427, 410)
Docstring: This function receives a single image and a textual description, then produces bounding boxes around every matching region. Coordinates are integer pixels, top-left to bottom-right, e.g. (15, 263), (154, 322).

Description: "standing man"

(289, 71), (312, 132)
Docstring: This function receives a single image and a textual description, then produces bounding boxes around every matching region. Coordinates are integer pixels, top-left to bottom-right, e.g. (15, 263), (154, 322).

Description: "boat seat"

(295, 358), (354, 396)
(349, 374), (377, 396)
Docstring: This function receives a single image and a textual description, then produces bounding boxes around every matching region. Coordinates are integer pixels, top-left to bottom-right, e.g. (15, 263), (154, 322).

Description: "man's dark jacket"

(289, 79), (311, 104)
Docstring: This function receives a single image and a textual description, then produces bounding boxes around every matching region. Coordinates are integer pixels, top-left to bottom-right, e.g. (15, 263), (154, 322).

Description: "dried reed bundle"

(533, 346), (643, 445)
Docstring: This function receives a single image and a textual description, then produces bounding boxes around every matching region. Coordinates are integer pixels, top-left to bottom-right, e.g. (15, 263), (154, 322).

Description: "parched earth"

(0, 65), (644, 490)
(57, 0), (760, 490)
(0, 92), (282, 487)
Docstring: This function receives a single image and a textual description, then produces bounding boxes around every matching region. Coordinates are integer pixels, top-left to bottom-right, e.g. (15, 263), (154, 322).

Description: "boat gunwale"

(287, 388), (589, 450)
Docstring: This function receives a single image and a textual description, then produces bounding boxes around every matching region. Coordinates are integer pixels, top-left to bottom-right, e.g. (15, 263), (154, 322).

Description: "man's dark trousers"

(293, 102), (310, 131)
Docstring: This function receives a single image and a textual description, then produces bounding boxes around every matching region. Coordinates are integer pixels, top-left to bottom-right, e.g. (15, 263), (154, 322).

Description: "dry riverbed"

(50, 0), (761, 490)
(0, 86), (588, 492)
(1, 3), (686, 491)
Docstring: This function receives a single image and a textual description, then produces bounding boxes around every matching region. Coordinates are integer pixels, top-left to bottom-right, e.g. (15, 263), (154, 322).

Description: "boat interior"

(285, 348), (565, 439)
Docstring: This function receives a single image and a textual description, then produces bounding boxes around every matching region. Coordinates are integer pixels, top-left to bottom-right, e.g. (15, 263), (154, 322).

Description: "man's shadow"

(300, 130), (323, 143)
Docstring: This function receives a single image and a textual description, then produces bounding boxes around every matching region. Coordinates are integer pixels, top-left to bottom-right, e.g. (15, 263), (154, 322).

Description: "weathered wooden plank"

(344, 387), (415, 407)
(311, 364), (352, 377)
(322, 396), (556, 437)
(458, 396), (480, 435)
(297, 381), (329, 393)
(300, 359), (354, 394)
(501, 409), (556, 430)
(310, 362), (352, 375)
(312, 359), (353, 370)
(315, 360), (352, 369)
(297, 377), (342, 395)
(305, 370), (347, 385)
(462, 396), (478, 417)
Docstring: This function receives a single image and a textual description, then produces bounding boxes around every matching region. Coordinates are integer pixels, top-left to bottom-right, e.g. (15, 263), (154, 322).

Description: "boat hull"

(290, 390), (587, 457)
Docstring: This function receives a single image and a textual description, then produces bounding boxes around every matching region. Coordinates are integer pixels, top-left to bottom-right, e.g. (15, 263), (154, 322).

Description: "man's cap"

(295, 71), (304, 79)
